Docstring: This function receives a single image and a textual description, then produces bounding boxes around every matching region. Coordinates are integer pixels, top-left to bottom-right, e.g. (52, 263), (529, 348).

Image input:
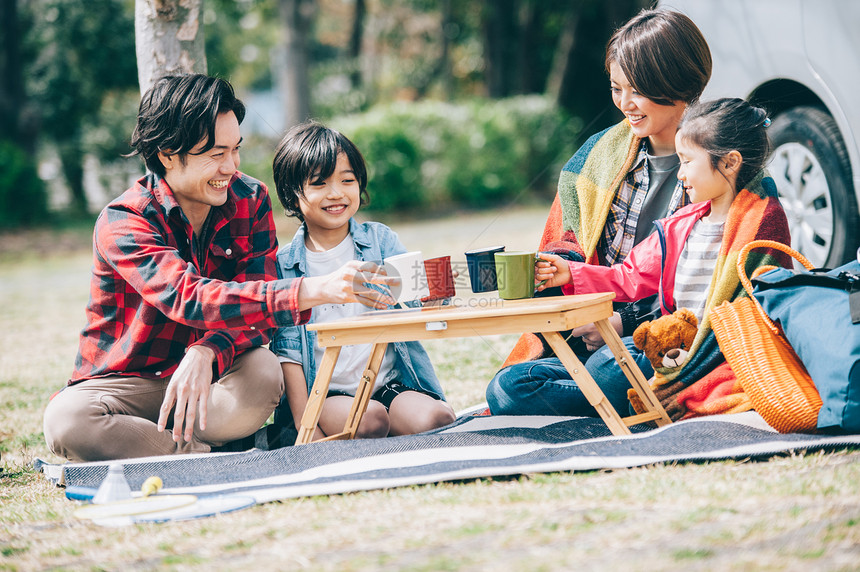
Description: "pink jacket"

(562, 201), (711, 315)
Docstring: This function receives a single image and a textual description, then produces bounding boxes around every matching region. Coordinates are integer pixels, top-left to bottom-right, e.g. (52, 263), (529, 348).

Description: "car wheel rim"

(768, 142), (833, 267)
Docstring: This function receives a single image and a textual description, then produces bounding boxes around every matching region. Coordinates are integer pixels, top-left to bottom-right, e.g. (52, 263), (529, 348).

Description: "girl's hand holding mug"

(534, 253), (571, 292)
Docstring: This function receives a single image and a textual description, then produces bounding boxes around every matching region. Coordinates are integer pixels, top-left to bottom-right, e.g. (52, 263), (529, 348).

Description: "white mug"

(383, 251), (430, 303)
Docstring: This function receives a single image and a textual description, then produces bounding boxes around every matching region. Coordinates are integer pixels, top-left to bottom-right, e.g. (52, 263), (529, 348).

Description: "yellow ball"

(141, 476), (163, 497)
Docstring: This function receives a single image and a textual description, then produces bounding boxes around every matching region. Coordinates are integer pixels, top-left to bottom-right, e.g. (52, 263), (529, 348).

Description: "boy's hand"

(300, 260), (399, 310)
(535, 253), (571, 292)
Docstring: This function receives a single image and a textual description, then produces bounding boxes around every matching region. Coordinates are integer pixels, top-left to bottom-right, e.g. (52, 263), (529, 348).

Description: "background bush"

(0, 140), (49, 229)
(332, 95), (583, 215)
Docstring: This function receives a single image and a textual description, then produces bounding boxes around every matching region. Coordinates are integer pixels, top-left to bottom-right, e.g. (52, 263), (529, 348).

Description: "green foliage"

(21, 0), (138, 215)
(26, 0), (137, 140)
(0, 140), (49, 229)
(346, 118), (424, 212)
(311, 59), (369, 118)
(236, 134), (279, 197)
(80, 89), (140, 164)
(332, 96), (582, 214)
(204, 0), (280, 90)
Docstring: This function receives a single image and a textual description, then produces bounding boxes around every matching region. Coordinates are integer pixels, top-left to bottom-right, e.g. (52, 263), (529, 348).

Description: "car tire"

(768, 106), (858, 267)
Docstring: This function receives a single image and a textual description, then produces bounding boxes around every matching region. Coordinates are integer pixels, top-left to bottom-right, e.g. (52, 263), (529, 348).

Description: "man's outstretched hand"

(299, 260), (399, 311)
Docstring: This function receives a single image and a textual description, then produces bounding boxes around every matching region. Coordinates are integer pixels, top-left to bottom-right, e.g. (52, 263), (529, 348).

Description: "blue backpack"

(752, 261), (860, 433)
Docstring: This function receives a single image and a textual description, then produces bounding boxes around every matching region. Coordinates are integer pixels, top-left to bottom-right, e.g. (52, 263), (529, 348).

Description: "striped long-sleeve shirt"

(672, 218), (725, 322)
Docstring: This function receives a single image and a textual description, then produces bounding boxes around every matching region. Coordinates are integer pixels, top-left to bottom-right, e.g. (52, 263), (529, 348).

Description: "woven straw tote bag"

(710, 240), (823, 433)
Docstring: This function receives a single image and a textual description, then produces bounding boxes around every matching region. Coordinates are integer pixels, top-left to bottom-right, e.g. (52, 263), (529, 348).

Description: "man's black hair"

(130, 74), (246, 178)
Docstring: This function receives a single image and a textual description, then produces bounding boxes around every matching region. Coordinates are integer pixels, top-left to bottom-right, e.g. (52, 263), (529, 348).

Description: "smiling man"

(43, 75), (396, 462)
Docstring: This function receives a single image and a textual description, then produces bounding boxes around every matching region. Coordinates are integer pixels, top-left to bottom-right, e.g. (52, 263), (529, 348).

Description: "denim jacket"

(270, 218), (446, 404)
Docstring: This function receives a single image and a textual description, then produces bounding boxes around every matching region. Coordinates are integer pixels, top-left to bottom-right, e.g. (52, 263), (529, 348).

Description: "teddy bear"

(627, 308), (750, 421)
(627, 308), (698, 421)
(632, 308), (698, 371)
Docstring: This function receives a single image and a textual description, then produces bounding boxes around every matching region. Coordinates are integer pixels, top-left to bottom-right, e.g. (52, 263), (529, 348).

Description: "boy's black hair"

(678, 97), (771, 192)
(272, 121), (369, 221)
(129, 74), (246, 178)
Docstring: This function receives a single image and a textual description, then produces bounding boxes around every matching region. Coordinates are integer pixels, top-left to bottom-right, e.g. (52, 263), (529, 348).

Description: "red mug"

(423, 256), (456, 301)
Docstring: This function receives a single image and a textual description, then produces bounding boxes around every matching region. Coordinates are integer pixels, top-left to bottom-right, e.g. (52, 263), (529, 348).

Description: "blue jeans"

(485, 336), (654, 417)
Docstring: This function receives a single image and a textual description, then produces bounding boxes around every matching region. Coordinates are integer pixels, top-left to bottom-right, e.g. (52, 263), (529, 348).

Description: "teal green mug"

(494, 251), (539, 300)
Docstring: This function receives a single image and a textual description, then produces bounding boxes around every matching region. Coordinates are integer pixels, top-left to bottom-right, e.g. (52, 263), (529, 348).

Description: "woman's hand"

(569, 312), (623, 351)
(535, 253), (572, 292)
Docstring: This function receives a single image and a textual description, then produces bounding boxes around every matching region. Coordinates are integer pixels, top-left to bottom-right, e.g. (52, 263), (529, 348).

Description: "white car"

(661, 0), (860, 267)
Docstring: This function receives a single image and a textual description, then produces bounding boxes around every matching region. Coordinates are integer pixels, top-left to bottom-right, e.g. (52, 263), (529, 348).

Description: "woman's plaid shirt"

(599, 144), (688, 265)
(71, 172), (309, 384)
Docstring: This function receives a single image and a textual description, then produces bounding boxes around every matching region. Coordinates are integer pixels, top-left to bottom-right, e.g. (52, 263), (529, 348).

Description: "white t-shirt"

(281, 234), (395, 394)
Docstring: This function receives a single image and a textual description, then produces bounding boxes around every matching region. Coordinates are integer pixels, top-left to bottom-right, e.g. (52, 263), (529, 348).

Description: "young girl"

(488, 7), (714, 417)
(532, 98), (791, 400)
(270, 121), (455, 440)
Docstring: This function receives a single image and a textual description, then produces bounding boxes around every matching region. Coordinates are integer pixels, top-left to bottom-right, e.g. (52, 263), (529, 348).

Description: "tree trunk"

(412, 0), (454, 100)
(0, 0), (19, 139)
(58, 137), (87, 217)
(348, 0), (365, 90)
(516, 0), (542, 94)
(604, 0), (649, 30)
(439, 0), (454, 100)
(0, 0), (36, 155)
(482, 0), (519, 98)
(135, 0), (207, 95)
(277, 0), (313, 129)
(546, 6), (580, 106)
(551, 1), (647, 122)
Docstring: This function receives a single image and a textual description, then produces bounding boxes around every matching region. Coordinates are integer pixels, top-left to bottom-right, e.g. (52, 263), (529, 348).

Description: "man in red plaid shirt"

(43, 75), (395, 461)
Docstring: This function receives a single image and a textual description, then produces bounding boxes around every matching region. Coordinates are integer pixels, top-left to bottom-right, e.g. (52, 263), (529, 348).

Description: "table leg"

(295, 346), (342, 445)
(343, 343), (389, 439)
(593, 319), (672, 427)
(542, 330), (631, 436)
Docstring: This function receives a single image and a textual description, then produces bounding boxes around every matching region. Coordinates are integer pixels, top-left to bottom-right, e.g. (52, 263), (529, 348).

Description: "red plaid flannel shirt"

(71, 172), (310, 384)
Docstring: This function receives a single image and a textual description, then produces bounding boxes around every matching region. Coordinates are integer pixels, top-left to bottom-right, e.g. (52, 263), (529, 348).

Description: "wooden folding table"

(296, 293), (671, 445)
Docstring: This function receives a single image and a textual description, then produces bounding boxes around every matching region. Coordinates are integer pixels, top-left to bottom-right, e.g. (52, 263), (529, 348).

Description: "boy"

(271, 121), (456, 440)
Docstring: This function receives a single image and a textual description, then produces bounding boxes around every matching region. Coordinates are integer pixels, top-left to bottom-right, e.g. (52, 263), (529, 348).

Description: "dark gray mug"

(465, 246), (505, 293)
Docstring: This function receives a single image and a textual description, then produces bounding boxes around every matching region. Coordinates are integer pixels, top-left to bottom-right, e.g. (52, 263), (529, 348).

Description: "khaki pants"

(43, 347), (283, 462)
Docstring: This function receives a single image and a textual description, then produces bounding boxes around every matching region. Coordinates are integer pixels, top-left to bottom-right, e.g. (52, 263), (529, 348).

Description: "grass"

(1, 205), (859, 571)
